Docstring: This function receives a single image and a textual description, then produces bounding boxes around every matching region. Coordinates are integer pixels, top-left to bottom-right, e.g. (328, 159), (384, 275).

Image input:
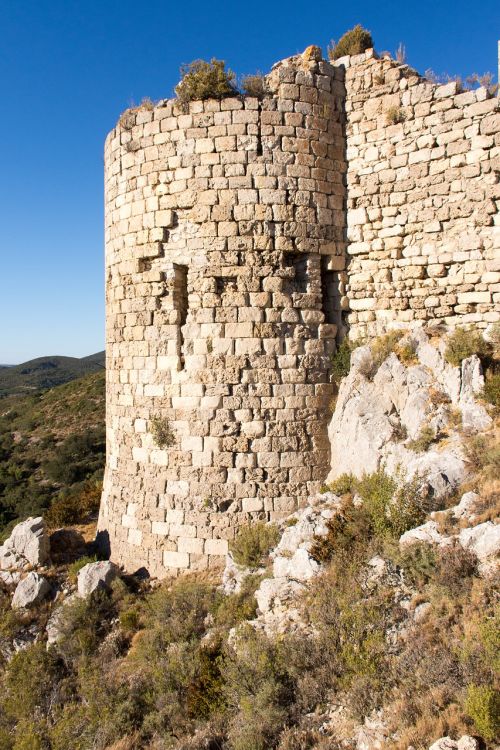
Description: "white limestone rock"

(327, 330), (487, 501)
(273, 548), (320, 582)
(0, 517), (50, 569)
(450, 491), (480, 520)
(46, 594), (78, 646)
(77, 561), (118, 598)
(255, 577), (304, 615)
(12, 572), (51, 609)
(459, 522), (500, 561)
(429, 737), (479, 750)
(399, 520), (450, 548)
(0, 570), (21, 587)
(221, 553), (265, 595)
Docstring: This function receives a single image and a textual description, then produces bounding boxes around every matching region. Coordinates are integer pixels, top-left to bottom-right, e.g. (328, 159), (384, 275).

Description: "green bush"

(46, 480), (102, 527)
(357, 470), (426, 539)
(330, 339), (354, 386)
(145, 578), (216, 642)
(223, 626), (292, 750)
(407, 425), (437, 453)
(328, 472), (357, 495)
(229, 522), (280, 568)
(482, 372), (500, 408)
(213, 574), (261, 629)
(328, 25), (373, 60)
(175, 59), (237, 104)
(150, 415), (175, 449)
(397, 542), (437, 588)
(444, 327), (491, 367)
(464, 684), (500, 741)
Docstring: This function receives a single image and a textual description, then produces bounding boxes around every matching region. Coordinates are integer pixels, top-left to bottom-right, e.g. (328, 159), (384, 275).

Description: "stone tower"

(98, 48), (347, 577)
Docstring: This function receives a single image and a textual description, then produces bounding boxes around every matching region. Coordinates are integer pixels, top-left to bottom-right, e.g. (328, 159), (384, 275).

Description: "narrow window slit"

(284, 252), (309, 294)
(256, 101), (263, 156)
(173, 264), (188, 368)
(320, 257), (340, 325)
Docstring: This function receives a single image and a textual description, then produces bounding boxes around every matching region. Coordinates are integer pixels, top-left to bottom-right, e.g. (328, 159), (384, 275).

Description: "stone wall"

(341, 49), (499, 339)
(98, 49), (346, 577)
(98, 45), (500, 578)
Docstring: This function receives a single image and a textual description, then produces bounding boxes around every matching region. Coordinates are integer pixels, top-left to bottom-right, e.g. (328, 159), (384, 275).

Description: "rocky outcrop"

(328, 329), (491, 500)
(429, 737), (479, 750)
(0, 517), (50, 570)
(245, 493), (342, 634)
(12, 572), (51, 609)
(77, 561), (118, 598)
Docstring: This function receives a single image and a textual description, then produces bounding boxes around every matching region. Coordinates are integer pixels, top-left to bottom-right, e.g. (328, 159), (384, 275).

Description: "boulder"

(12, 572), (51, 609)
(459, 521), (500, 561)
(399, 521), (449, 548)
(77, 560), (118, 597)
(0, 570), (22, 587)
(450, 491), (480, 521)
(255, 577), (304, 615)
(428, 738), (479, 750)
(273, 548), (320, 582)
(0, 517), (50, 569)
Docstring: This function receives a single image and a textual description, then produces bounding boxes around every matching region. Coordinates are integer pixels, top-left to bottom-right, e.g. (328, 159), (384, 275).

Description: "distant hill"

(0, 351), (105, 398)
(0, 369), (105, 534)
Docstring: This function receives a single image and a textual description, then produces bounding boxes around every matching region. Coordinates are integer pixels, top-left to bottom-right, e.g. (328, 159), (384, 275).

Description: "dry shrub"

(150, 415), (176, 448)
(241, 73), (268, 98)
(175, 59), (237, 104)
(328, 25), (373, 60)
(229, 522), (279, 568)
(386, 106), (406, 125)
(407, 425), (437, 453)
(434, 542), (478, 597)
(370, 330), (405, 369)
(444, 327), (491, 367)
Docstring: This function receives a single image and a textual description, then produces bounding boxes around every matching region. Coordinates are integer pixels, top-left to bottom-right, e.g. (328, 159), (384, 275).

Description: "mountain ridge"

(0, 351), (105, 397)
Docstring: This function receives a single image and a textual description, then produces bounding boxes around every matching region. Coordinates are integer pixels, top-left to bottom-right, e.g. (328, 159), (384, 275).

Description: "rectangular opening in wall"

(320, 257), (339, 325)
(284, 252), (309, 294)
(173, 264), (188, 367)
(215, 276), (237, 295)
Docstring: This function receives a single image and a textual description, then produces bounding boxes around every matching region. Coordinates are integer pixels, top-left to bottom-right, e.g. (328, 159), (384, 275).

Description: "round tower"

(98, 48), (347, 577)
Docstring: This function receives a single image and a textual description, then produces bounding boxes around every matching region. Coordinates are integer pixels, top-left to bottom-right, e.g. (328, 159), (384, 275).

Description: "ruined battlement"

(98, 47), (499, 577)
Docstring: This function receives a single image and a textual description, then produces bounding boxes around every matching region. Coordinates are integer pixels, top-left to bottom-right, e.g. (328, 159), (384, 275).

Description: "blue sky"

(0, 0), (498, 363)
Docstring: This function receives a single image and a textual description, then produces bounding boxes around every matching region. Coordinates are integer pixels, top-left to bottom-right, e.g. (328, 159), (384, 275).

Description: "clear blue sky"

(0, 0), (498, 363)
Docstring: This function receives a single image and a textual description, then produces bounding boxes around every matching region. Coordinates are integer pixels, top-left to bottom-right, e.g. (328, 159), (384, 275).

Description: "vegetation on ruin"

(444, 326), (491, 367)
(327, 25), (374, 60)
(175, 59), (237, 104)
(385, 105), (406, 125)
(229, 521), (280, 568)
(150, 415), (176, 449)
(240, 73), (269, 98)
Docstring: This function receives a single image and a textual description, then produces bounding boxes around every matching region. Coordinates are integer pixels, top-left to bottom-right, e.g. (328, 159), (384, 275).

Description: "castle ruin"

(98, 46), (499, 577)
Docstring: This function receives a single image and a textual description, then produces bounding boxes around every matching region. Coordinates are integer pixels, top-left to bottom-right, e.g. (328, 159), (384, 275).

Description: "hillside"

(0, 325), (497, 750)
(0, 370), (105, 535)
(0, 351), (105, 398)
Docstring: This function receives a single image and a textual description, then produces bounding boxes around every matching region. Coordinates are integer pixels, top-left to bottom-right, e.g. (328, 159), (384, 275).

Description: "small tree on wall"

(175, 58), (237, 104)
(328, 25), (374, 60)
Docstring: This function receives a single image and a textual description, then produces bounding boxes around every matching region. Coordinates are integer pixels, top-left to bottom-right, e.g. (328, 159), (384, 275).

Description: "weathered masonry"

(98, 46), (500, 577)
